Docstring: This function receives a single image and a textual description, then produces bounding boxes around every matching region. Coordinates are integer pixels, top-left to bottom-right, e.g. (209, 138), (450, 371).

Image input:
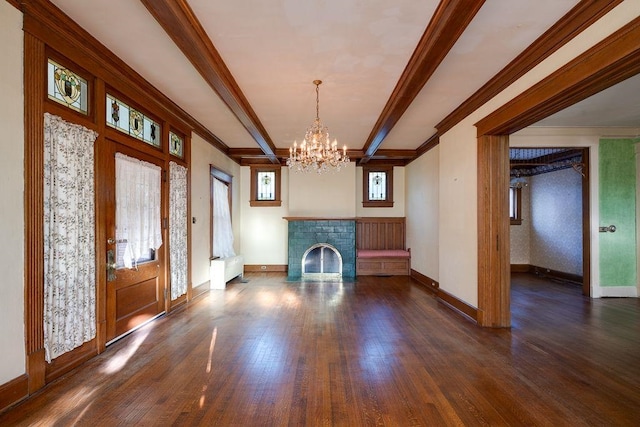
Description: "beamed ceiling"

(45, 0), (639, 165)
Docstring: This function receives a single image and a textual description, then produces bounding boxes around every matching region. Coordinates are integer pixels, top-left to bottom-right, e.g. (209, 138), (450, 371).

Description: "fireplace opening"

(302, 243), (342, 280)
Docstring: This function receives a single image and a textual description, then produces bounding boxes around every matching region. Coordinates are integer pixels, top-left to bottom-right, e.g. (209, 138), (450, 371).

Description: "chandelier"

(286, 80), (349, 173)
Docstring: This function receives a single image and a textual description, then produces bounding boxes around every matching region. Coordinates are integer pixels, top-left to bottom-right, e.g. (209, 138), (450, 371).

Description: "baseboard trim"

(599, 286), (638, 297)
(510, 264), (531, 273)
(410, 269), (439, 294)
(530, 265), (582, 285)
(244, 264), (287, 273)
(191, 280), (210, 299)
(0, 374), (28, 413)
(437, 289), (478, 323)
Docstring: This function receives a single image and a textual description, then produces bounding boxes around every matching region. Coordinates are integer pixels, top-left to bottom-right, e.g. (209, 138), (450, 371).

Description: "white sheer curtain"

(115, 153), (163, 268)
(169, 162), (188, 300)
(212, 178), (235, 258)
(43, 113), (98, 362)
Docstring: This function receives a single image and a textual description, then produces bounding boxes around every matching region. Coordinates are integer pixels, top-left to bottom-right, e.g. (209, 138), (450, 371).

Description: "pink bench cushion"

(357, 249), (410, 258)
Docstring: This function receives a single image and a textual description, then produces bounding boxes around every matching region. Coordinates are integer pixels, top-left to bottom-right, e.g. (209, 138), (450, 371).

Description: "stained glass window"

(106, 94), (161, 147)
(257, 171), (275, 201)
(47, 59), (88, 114)
(368, 171), (387, 201)
(169, 131), (184, 158)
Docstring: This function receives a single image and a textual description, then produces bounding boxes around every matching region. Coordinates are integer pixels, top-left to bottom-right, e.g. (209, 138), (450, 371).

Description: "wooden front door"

(105, 141), (166, 343)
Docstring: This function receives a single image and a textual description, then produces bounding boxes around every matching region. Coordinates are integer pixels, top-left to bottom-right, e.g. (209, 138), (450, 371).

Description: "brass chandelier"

(286, 80), (349, 173)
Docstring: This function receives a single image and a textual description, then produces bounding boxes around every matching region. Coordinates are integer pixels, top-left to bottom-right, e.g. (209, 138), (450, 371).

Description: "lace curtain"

(43, 113), (98, 362)
(212, 178), (236, 258)
(115, 153), (163, 268)
(169, 162), (188, 300)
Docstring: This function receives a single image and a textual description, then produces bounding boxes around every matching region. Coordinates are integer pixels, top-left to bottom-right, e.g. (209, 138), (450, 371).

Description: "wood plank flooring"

(1, 272), (639, 426)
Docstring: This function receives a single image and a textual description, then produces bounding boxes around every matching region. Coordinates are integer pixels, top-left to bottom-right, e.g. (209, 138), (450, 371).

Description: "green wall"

(599, 139), (638, 287)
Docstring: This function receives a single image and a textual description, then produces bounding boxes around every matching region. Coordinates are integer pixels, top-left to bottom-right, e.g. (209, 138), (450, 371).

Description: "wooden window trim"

(510, 186), (522, 225)
(250, 165), (281, 207)
(363, 166), (394, 208)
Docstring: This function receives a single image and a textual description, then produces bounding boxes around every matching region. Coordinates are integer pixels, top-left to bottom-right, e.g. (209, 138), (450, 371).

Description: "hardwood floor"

(1, 272), (639, 426)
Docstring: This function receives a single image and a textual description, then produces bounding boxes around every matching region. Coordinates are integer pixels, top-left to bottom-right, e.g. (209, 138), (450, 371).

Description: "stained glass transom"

(47, 59), (88, 114)
(106, 94), (161, 147)
(257, 171), (275, 201)
(169, 131), (184, 158)
(368, 171), (386, 201)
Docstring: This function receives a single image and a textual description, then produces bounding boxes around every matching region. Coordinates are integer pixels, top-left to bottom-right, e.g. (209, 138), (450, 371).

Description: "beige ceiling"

(48, 0), (637, 163)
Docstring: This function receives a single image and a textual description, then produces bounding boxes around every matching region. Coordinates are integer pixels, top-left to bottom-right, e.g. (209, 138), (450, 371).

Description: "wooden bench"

(356, 217), (411, 276)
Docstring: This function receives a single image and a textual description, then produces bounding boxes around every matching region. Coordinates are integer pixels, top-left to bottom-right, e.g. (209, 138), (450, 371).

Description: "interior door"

(105, 141), (166, 343)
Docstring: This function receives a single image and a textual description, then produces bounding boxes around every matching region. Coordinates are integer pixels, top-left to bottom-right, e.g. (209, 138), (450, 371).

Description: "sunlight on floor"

(101, 326), (152, 374)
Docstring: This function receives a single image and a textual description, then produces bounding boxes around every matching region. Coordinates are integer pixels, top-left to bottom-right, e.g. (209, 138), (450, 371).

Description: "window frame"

(362, 165), (394, 208)
(250, 165), (282, 207)
(509, 186), (522, 225)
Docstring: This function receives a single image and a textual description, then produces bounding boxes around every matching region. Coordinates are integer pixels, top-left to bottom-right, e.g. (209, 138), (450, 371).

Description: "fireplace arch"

(302, 243), (342, 280)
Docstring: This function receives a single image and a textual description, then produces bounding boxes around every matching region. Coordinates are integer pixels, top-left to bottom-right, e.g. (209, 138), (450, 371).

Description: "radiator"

(210, 255), (244, 289)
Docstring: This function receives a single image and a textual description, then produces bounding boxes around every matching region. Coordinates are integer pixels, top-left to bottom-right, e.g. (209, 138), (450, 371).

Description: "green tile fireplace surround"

(286, 218), (356, 280)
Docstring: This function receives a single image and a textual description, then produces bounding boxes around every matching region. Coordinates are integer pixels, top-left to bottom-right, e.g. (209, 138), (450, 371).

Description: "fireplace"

(285, 218), (356, 280)
(302, 243), (342, 279)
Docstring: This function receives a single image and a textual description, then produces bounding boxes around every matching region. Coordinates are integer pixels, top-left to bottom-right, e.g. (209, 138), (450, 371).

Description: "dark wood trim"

(581, 148), (591, 296)
(21, 0), (228, 155)
(44, 340), (97, 383)
(191, 280), (210, 300)
(414, 134), (440, 159)
(360, 0), (485, 163)
(477, 135), (510, 328)
(436, 289), (478, 323)
(510, 186), (522, 225)
(283, 217), (357, 221)
(476, 17), (640, 136)
(530, 265), (583, 286)
(510, 264), (531, 273)
(0, 374), (28, 413)
(410, 269), (439, 295)
(437, 0), (624, 134)
(24, 32), (46, 394)
(139, 0), (278, 163)
(244, 265), (288, 273)
(249, 165), (282, 207)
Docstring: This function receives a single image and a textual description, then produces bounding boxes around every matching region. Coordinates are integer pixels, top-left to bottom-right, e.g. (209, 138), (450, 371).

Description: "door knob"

(599, 225), (616, 233)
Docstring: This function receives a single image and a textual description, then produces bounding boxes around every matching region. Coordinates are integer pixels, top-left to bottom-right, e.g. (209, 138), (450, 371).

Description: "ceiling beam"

(140, 0), (279, 163)
(359, 0), (485, 164)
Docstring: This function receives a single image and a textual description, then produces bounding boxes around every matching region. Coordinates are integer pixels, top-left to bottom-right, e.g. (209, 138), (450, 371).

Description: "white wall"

(288, 162), (357, 217)
(406, 147), (439, 280)
(0, 2), (25, 384)
(240, 166), (289, 265)
(190, 133), (241, 287)
(356, 166), (405, 217)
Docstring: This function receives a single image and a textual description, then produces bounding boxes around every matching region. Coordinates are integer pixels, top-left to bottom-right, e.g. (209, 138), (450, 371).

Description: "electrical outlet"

(260, 265), (267, 270)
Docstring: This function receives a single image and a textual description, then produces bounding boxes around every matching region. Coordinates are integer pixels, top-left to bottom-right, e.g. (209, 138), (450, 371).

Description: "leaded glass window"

(47, 59), (88, 114)
(106, 94), (161, 147)
(368, 171), (387, 201)
(169, 131), (184, 158)
(257, 171), (275, 201)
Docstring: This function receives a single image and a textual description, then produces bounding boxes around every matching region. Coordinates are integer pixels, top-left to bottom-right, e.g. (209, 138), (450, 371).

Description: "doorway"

(105, 141), (166, 343)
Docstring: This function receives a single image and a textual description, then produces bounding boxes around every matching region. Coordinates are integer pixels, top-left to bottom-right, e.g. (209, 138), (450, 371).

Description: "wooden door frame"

(474, 18), (640, 327)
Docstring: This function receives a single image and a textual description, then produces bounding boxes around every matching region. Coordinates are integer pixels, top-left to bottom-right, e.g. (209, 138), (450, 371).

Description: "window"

(250, 165), (281, 207)
(210, 166), (234, 259)
(106, 93), (161, 147)
(169, 131), (184, 158)
(510, 186), (522, 225)
(362, 166), (393, 208)
(47, 58), (89, 114)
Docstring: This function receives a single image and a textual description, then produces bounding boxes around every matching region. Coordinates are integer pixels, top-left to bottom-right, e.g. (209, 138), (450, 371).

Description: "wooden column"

(24, 32), (46, 393)
(477, 134), (510, 327)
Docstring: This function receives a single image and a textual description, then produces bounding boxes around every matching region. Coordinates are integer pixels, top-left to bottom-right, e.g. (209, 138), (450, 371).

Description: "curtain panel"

(169, 162), (188, 300)
(43, 113), (98, 362)
(115, 153), (163, 269)
(212, 178), (235, 258)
